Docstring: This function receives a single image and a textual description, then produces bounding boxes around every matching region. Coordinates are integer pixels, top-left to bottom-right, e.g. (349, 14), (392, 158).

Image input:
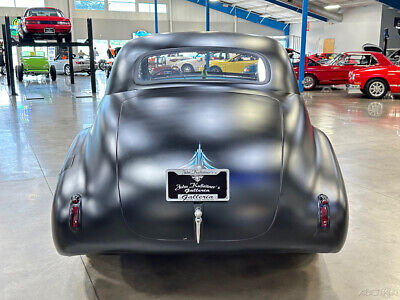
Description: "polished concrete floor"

(1, 73), (400, 300)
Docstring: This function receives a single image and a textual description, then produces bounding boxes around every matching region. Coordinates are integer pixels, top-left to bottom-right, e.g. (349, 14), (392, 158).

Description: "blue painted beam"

(263, 0), (328, 22)
(298, 0), (308, 93)
(377, 0), (400, 10)
(206, 0), (210, 31)
(185, 0), (290, 35)
(154, 0), (158, 33)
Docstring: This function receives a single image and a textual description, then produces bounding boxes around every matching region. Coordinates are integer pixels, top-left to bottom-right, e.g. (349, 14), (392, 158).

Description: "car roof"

(341, 51), (392, 65)
(107, 32), (299, 95)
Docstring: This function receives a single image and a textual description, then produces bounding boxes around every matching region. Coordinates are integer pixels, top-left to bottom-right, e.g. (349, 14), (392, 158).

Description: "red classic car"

(349, 65), (400, 99)
(294, 52), (392, 90)
(309, 53), (336, 61)
(18, 7), (71, 42)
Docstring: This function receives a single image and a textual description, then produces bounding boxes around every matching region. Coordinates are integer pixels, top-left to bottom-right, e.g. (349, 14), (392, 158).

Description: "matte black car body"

(52, 32), (348, 255)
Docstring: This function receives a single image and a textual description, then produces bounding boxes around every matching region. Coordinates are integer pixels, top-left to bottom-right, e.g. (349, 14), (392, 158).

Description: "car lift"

(1, 16), (96, 96)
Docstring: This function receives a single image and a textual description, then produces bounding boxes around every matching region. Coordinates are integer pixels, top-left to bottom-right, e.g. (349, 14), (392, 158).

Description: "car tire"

(98, 60), (106, 71)
(303, 74), (317, 90)
(15, 65), (23, 82)
(365, 79), (388, 99)
(181, 64), (195, 73)
(210, 66), (222, 73)
(64, 64), (70, 76)
(50, 65), (57, 81)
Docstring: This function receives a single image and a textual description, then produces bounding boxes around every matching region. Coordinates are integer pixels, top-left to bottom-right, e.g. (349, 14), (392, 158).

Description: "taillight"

(58, 21), (70, 25)
(75, 61), (81, 64)
(26, 20), (40, 24)
(69, 194), (81, 231)
(318, 194), (330, 229)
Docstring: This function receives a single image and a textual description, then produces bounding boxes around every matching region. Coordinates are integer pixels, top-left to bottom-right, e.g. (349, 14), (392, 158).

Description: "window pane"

(138, 3), (167, 13)
(110, 40), (129, 48)
(137, 48), (269, 84)
(75, 0), (105, 10)
(109, 0), (135, 11)
(1, 0), (15, 7)
(158, 4), (167, 13)
(15, 0), (44, 7)
(138, 3), (150, 12)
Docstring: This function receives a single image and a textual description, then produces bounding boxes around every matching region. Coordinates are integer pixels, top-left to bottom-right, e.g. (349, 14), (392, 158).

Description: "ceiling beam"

(376, 0), (400, 10)
(185, 0), (290, 35)
(261, 0), (331, 22)
(279, 0), (343, 22)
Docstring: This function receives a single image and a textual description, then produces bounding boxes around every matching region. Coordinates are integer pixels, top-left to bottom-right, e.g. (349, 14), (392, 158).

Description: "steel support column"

(4, 16), (16, 96)
(154, 0), (159, 33)
(205, 0), (210, 31)
(298, 0), (308, 93)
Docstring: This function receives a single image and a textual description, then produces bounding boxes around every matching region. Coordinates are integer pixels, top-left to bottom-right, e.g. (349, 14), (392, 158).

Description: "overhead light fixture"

(324, 4), (341, 10)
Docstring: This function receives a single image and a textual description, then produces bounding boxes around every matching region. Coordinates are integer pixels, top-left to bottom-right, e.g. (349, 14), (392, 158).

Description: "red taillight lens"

(26, 20), (40, 24)
(58, 21), (70, 25)
(70, 205), (80, 229)
(69, 194), (81, 230)
(75, 61), (81, 64)
(318, 194), (330, 229)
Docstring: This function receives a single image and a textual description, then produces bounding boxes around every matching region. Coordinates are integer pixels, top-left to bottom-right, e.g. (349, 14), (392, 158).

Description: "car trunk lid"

(117, 88), (282, 241)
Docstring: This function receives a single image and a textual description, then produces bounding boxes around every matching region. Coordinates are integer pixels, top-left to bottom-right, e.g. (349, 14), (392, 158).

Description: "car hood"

(117, 88), (283, 241)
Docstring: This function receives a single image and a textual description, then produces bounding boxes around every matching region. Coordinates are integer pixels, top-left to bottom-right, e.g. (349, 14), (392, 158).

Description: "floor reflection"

(85, 253), (323, 299)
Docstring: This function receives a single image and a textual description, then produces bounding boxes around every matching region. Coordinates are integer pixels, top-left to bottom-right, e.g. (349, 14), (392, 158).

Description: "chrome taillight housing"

(69, 194), (81, 231)
(318, 194), (330, 229)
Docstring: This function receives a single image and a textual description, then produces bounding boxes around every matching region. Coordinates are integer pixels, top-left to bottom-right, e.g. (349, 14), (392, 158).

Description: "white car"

(50, 53), (92, 75)
(173, 52), (233, 73)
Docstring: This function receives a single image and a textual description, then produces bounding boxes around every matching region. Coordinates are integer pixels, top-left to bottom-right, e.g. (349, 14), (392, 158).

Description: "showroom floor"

(1, 73), (400, 300)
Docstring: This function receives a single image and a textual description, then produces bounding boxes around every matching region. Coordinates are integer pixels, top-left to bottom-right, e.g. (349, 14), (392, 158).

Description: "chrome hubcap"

(303, 76), (314, 89)
(182, 66), (192, 72)
(369, 81), (385, 97)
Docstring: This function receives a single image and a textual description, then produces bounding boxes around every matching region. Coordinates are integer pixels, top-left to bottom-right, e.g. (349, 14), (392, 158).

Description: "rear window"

(26, 8), (64, 17)
(136, 48), (270, 84)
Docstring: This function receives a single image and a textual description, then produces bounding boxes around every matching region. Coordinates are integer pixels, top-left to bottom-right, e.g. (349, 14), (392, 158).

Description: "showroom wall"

(289, 3), (384, 53)
(0, 0), (284, 42)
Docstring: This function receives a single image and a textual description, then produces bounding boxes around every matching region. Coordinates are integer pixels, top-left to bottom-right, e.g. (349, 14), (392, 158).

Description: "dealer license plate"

(44, 28), (55, 34)
(166, 169), (229, 202)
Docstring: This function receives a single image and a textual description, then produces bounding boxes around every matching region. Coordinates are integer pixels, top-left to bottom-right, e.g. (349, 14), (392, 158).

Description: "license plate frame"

(44, 27), (55, 34)
(166, 169), (230, 202)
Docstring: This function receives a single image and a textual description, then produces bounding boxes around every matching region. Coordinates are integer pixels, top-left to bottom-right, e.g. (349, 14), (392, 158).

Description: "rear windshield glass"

(27, 8), (64, 17)
(136, 48), (270, 84)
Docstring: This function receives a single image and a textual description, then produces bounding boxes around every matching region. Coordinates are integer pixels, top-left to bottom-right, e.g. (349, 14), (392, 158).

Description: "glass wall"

(108, 0), (135, 11)
(75, 0), (105, 10)
(110, 40), (129, 48)
(138, 3), (167, 13)
(1, 0), (44, 7)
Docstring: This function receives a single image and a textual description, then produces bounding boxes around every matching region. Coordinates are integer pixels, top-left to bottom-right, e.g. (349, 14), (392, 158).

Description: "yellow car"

(209, 54), (258, 73)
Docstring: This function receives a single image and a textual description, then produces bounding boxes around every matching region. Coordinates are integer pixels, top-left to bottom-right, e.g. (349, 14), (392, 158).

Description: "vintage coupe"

(294, 51), (392, 90)
(349, 64), (400, 99)
(18, 7), (72, 42)
(52, 32), (348, 255)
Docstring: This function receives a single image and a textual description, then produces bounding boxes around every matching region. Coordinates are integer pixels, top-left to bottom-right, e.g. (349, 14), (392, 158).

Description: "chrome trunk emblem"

(194, 207), (202, 244)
